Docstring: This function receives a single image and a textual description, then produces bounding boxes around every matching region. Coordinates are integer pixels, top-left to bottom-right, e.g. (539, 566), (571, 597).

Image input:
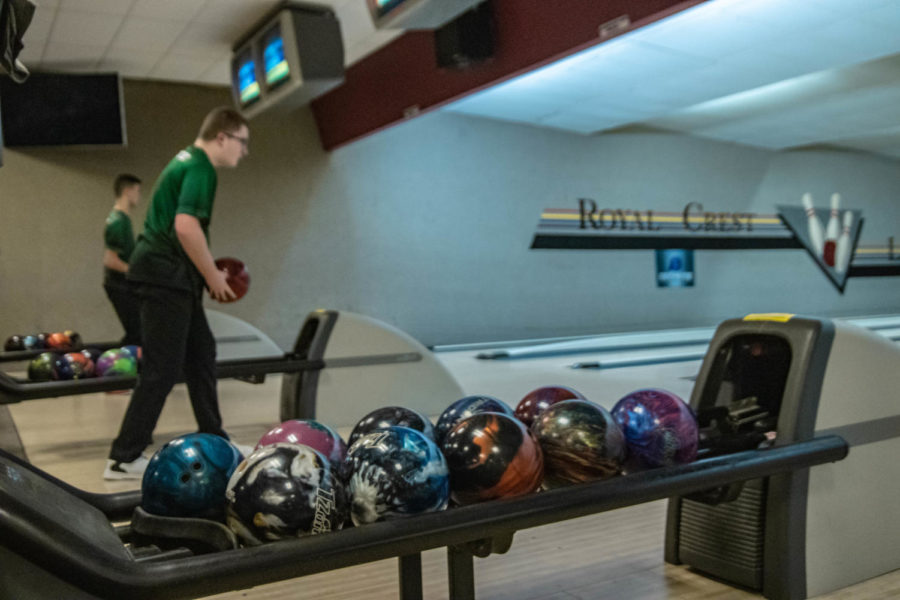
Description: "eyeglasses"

(224, 132), (249, 149)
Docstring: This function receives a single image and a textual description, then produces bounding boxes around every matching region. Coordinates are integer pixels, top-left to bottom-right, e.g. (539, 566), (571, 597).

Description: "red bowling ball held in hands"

(214, 257), (250, 303)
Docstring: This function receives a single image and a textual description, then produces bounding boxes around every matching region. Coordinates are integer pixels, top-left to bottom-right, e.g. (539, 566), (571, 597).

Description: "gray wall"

(1, 80), (899, 349)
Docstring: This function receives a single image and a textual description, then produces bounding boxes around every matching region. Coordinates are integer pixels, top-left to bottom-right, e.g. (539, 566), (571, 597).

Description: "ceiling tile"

(51, 9), (124, 46)
(196, 58), (231, 85)
(59, 0), (134, 15)
(42, 41), (106, 65)
(110, 17), (187, 51)
(150, 53), (218, 81)
(168, 21), (233, 58)
(97, 46), (165, 77)
(192, 0), (279, 26)
(22, 6), (56, 43)
(131, 0), (204, 21)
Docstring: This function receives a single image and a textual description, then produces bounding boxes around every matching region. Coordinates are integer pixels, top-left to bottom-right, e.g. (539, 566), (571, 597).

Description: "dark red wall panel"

(311, 0), (706, 150)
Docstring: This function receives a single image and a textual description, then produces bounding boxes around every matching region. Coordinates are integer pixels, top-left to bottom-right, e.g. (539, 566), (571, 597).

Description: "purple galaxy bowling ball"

(434, 395), (515, 445)
(515, 385), (586, 427)
(611, 388), (698, 470)
(256, 419), (347, 464)
(95, 348), (137, 377)
(348, 406), (435, 446)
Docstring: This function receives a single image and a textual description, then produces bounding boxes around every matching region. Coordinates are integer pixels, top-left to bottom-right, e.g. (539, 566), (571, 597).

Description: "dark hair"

(114, 173), (142, 197)
(198, 106), (249, 141)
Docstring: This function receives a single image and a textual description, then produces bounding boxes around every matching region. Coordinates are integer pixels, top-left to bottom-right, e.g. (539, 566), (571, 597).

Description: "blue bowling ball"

(344, 426), (449, 526)
(434, 395), (515, 445)
(142, 433), (242, 521)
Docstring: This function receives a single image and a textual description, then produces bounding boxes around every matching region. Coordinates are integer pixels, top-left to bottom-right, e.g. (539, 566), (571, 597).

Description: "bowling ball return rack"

(0, 352), (321, 403)
(0, 436), (847, 600)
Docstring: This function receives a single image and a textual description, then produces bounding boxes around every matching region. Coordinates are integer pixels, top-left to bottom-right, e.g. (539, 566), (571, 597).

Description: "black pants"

(109, 283), (226, 462)
(103, 280), (142, 346)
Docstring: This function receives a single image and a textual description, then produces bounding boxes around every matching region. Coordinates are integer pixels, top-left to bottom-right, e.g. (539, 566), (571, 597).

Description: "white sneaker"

(103, 455), (150, 480)
(233, 443), (255, 459)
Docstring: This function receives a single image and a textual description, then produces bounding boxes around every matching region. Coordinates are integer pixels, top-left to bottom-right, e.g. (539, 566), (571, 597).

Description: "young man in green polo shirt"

(103, 173), (143, 346)
(105, 107), (251, 479)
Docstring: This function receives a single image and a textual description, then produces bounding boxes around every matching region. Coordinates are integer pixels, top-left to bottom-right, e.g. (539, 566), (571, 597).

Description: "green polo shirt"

(128, 146), (217, 292)
(103, 209), (134, 284)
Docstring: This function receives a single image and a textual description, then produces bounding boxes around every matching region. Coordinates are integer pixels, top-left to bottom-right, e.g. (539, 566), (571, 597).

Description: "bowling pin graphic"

(801, 193), (825, 259)
(823, 193), (841, 267)
(835, 211), (854, 274)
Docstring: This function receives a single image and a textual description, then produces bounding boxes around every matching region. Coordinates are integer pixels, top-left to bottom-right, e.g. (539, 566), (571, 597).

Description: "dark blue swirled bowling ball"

(344, 426), (449, 526)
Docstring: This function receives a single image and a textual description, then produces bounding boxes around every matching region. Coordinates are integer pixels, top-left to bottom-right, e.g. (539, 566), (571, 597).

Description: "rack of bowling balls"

(0, 392), (847, 600)
(2, 330), (121, 361)
(137, 386), (717, 549)
(0, 331), (322, 403)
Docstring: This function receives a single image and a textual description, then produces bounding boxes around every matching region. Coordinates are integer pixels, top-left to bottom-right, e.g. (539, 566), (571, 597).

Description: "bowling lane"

(436, 343), (702, 409)
(435, 312), (900, 409)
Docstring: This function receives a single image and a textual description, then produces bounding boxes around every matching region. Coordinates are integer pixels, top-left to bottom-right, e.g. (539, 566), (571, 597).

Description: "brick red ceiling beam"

(311, 0), (707, 150)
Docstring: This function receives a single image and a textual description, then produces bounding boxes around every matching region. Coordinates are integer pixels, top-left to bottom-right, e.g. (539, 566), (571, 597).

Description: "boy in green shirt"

(103, 173), (142, 346)
(106, 107), (251, 479)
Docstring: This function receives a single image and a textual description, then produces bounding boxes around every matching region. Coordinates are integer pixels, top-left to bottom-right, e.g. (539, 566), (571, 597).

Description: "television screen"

(0, 73), (125, 147)
(262, 24), (290, 89)
(233, 48), (260, 106)
(371, 0), (405, 18)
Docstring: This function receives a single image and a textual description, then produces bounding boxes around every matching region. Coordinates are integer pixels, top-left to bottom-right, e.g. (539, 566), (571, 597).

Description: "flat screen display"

(263, 24), (290, 88)
(234, 48), (260, 106)
(371, 0), (406, 18)
(0, 73), (125, 146)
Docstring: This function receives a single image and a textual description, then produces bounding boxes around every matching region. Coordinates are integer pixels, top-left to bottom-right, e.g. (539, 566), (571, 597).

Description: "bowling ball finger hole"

(192, 462), (202, 471)
(180, 473), (191, 483)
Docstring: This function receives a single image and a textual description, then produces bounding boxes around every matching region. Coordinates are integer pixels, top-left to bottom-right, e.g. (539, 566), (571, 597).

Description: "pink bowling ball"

(256, 419), (347, 464)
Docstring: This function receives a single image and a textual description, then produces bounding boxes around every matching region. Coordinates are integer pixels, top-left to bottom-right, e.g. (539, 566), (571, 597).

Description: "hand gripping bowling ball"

(256, 419), (347, 464)
(28, 352), (58, 381)
(434, 395), (515, 446)
(226, 443), (348, 544)
(442, 412), (544, 505)
(611, 388), (698, 470)
(214, 257), (250, 303)
(142, 433), (243, 520)
(95, 348), (137, 377)
(4, 335), (24, 351)
(348, 406), (436, 446)
(515, 385), (587, 427)
(532, 400), (626, 488)
(344, 426), (449, 525)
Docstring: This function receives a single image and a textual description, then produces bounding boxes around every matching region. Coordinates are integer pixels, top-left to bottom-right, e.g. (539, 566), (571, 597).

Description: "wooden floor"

(6, 374), (900, 600)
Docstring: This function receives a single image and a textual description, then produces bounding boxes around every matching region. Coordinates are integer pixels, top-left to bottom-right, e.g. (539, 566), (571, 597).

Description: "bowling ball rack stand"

(0, 436), (847, 600)
(0, 353), (322, 403)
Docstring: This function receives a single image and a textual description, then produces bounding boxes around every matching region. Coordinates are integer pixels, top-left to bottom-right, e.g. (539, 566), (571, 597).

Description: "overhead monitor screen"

(235, 48), (260, 106)
(263, 24), (290, 89)
(372, 0), (405, 18)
